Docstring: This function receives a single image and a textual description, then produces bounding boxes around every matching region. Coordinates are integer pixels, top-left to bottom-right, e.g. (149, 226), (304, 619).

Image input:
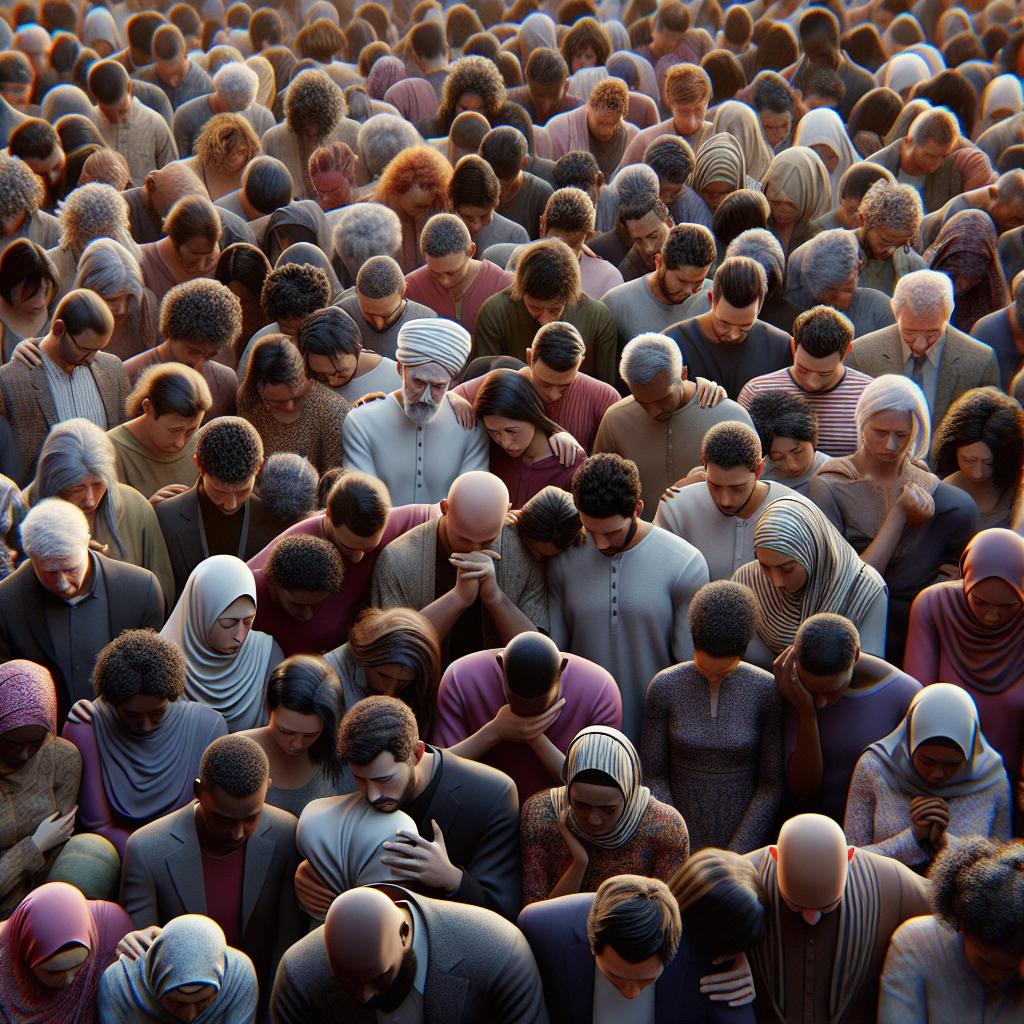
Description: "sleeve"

(728, 688), (784, 853)
(640, 673), (674, 806)
(118, 832), (161, 927)
(981, 348), (1001, 388)
(138, 502), (176, 608)
(649, 806), (690, 880)
(990, 776), (1012, 842)
(458, 424), (490, 476)
(369, 545), (409, 609)
(878, 921), (930, 1024)
(736, 382), (755, 408)
(139, 572), (166, 629)
(62, 719), (132, 856)
(271, 825), (307, 970)
(519, 796), (564, 907)
(590, 410), (615, 456)
(807, 474), (846, 532)
(472, 298), (505, 360)
(854, 588), (888, 658)
(340, 407), (379, 476)
(842, 753), (927, 865)
(670, 555), (709, 664)
(172, 108), (190, 158)
(433, 669), (470, 747)
(0, 836), (46, 905)
(508, 540), (549, 632)
(489, 933), (550, 1024)
(902, 592), (941, 684)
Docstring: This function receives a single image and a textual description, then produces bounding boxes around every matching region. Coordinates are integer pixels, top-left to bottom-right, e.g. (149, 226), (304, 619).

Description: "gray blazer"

(270, 885), (549, 1024)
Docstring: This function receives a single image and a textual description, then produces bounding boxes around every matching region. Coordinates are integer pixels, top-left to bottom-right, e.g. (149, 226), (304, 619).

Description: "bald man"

(371, 472), (548, 666)
(745, 814), (929, 1024)
(271, 885), (548, 1023)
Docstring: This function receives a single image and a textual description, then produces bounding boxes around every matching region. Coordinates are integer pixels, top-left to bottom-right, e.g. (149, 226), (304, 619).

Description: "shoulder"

(850, 324), (899, 351)
(888, 915), (944, 957)
(518, 892), (592, 941)
(127, 803), (191, 848)
(522, 789), (558, 827)
(155, 486), (197, 523)
(51, 734), (83, 769)
(96, 551), (158, 586)
(601, 278), (643, 306)
(646, 524), (706, 564)
(260, 802), (300, 841)
(946, 327), (1000, 363)
(439, 748), (517, 803)
(642, 796), (688, 832)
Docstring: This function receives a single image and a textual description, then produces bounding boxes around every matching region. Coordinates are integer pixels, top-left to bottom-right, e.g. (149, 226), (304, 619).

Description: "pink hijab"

(0, 661), (57, 735)
(384, 78), (439, 128)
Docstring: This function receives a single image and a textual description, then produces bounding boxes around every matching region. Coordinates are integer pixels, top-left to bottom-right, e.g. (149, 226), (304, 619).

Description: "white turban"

(395, 318), (471, 379)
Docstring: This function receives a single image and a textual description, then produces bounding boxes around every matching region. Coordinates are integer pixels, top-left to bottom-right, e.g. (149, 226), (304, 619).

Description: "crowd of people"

(0, 0), (1023, 1020)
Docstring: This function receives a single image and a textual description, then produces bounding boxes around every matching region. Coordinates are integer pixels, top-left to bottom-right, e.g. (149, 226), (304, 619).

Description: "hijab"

(762, 146), (832, 236)
(926, 528), (1024, 695)
(792, 107), (859, 206)
(693, 133), (754, 198)
(82, 7), (122, 54)
(884, 98), (932, 145)
(519, 12), (558, 52)
(907, 44), (946, 76)
(868, 684), (1007, 799)
(245, 56), (276, 110)
(733, 495), (887, 654)
(99, 916), (257, 1024)
(881, 53), (931, 97)
(0, 660), (55, 737)
(609, 49), (658, 104)
(549, 726), (651, 850)
(367, 57), (408, 101)
(160, 555), (276, 733)
(568, 66), (610, 104)
(384, 79), (440, 130)
(263, 200), (332, 266)
(978, 74), (1023, 136)
(40, 85), (93, 121)
(713, 101), (774, 180)
(0, 883), (127, 1024)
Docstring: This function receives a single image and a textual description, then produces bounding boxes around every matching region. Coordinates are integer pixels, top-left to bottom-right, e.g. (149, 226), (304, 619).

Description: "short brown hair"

(711, 255), (767, 307)
(664, 64), (712, 108)
(588, 875), (681, 965)
(511, 239), (581, 306)
(561, 17), (611, 67)
(326, 471), (391, 536)
(589, 78), (628, 116)
(337, 695), (419, 764)
(164, 194), (221, 249)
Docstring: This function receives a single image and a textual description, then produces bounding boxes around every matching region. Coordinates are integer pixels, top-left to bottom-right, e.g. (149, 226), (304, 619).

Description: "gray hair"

(21, 498), (90, 560)
(619, 333), (683, 388)
(420, 213), (471, 258)
(725, 228), (786, 297)
(213, 61), (259, 110)
(609, 163), (660, 205)
(258, 452), (318, 524)
(333, 204), (402, 280)
(892, 268), (954, 320)
(802, 229), (859, 300)
(356, 255), (405, 299)
(57, 183), (140, 263)
(855, 373), (931, 461)
(357, 114), (422, 181)
(74, 238), (145, 351)
(858, 180), (922, 236)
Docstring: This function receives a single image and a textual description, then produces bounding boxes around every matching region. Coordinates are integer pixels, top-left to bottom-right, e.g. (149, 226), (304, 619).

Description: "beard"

(364, 948), (419, 1012)
(403, 393), (442, 424)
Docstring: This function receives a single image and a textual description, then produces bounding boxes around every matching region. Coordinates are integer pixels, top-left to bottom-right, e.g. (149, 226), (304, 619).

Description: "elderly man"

(372, 471), (547, 663)
(0, 499), (164, 720)
(846, 269), (1000, 430)
(342, 319), (487, 504)
(479, 127), (554, 241)
(594, 333), (752, 518)
(919, 168), (1024, 249)
(331, 203), (403, 289)
(546, 79), (638, 181)
(133, 24), (212, 109)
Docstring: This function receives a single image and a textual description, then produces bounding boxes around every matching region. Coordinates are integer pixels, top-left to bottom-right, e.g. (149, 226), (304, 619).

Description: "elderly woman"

(179, 112), (261, 202)
(0, 153), (58, 250)
(424, 55), (507, 138)
(0, 239), (57, 362)
(761, 146), (832, 255)
(810, 374), (978, 663)
(356, 114), (422, 189)
(139, 195), (222, 305)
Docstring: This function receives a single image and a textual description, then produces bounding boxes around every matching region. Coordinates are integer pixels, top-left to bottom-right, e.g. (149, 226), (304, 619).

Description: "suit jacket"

(845, 323), (1000, 431)
(0, 552), (164, 723)
(518, 893), (754, 1024)
(120, 801), (304, 1017)
(0, 351), (130, 484)
(869, 140), (962, 214)
(270, 884), (548, 1024)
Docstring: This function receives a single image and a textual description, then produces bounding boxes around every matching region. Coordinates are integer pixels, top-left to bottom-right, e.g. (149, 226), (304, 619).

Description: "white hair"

(333, 204), (402, 280)
(357, 114), (422, 181)
(74, 238), (143, 301)
(21, 498), (91, 560)
(214, 62), (259, 110)
(855, 372), (931, 461)
(609, 163), (660, 205)
(619, 333), (683, 387)
(725, 228), (785, 295)
(803, 229), (859, 299)
(891, 268), (954, 320)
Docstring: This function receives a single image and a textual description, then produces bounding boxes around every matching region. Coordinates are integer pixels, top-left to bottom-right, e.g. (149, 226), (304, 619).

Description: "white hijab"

(792, 108), (860, 208)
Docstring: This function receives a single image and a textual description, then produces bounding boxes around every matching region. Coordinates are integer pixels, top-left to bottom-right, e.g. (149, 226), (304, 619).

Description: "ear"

(524, 348), (533, 366)
(769, 845), (779, 863)
(842, 342), (853, 359)
(790, 337), (797, 357)
(193, 778), (202, 799)
(755, 458), (766, 480)
(584, 228), (594, 243)
(635, 498), (644, 517)
(654, 252), (663, 271)
(412, 739), (427, 763)
(680, 365), (688, 383)
(989, 185), (1000, 201)
(520, 155), (529, 171)
(439, 498), (449, 516)
(595, 171), (605, 189)
(857, 211), (865, 229)
(539, 214), (547, 237)
(51, 317), (65, 337)
(468, 241), (477, 259)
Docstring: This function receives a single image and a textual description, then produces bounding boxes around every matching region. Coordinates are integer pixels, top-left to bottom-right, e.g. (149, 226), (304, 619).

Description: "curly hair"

(160, 278), (243, 350)
(748, 390), (819, 452)
(589, 78), (629, 116)
(702, 421), (762, 472)
(543, 187), (595, 234)
(688, 580), (757, 657)
(284, 69), (346, 139)
(92, 629), (187, 704)
(194, 112), (261, 169)
(265, 535), (346, 593)
(663, 222), (716, 271)
(644, 135), (695, 186)
(571, 453), (641, 518)
(435, 55), (507, 133)
(357, 114), (422, 182)
(194, 416), (264, 484)
(793, 613), (860, 675)
(553, 150), (600, 192)
(199, 734), (270, 796)
(376, 144), (452, 208)
(260, 263), (331, 321)
(857, 179), (922, 237)
(57, 182), (134, 262)
(0, 153), (43, 222)
(561, 17), (611, 67)
(337, 695), (419, 765)
(511, 239), (581, 306)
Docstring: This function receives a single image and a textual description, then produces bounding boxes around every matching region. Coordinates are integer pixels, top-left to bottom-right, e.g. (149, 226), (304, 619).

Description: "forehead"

(570, 779), (623, 804)
(406, 363), (450, 384)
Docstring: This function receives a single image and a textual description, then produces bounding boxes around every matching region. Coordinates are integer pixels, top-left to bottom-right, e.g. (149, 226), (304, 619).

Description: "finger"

(393, 829), (429, 847)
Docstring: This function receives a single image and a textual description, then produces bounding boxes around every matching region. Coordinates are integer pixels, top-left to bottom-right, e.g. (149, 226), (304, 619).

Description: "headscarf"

(246, 56), (276, 109)
(367, 57), (407, 101)
(549, 726), (651, 850)
(40, 85), (93, 122)
(978, 74), (1024, 138)
(99, 916), (258, 1024)
(907, 44), (946, 76)
(761, 146), (831, 236)
(395, 318), (471, 378)
(924, 528), (1024, 695)
(924, 209), (1007, 333)
(609, 49), (658, 104)
(568, 66), (610, 103)
(0, 883), (126, 1024)
(263, 199), (332, 265)
(0, 660), (56, 735)
(713, 101), (774, 180)
(519, 12), (558, 52)
(277, 241), (343, 300)
(160, 556), (276, 733)
(881, 53), (931, 97)
(792, 107), (859, 207)
(384, 78), (440, 129)
(605, 22), (631, 54)
(733, 495), (888, 655)
(693, 133), (755, 197)
(82, 7), (122, 54)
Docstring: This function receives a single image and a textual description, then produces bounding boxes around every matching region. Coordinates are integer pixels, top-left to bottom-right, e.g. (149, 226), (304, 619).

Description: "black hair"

(194, 416), (264, 484)
(793, 613), (859, 675)
(748, 390), (818, 453)
(92, 629), (186, 704)
(337, 694), (419, 765)
(474, 368), (563, 438)
(701, 421), (762, 472)
(689, 581), (757, 657)
(265, 535), (347, 593)
(571, 453), (641, 518)
(199, 734), (270, 796)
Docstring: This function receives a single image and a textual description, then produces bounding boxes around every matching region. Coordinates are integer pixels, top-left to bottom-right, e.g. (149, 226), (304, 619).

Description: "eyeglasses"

(64, 329), (102, 363)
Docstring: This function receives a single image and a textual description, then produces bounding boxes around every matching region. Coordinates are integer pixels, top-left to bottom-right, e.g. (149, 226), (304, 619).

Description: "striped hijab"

(733, 496), (886, 654)
(549, 726), (651, 850)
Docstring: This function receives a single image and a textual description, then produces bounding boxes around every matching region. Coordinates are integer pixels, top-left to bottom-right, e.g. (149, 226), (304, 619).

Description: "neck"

(645, 271), (669, 304)
(695, 310), (717, 342)
(210, 92), (227, 114)
(522, 429), (553, 463)
(39, 331), (74, 374)
(448, 259), (481, 301)
(851, 447), (904, 482)
(734, 480), (770, 520)
(412, 747), (434, 798)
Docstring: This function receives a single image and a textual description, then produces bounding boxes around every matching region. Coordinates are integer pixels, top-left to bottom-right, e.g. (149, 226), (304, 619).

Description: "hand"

(910, 796), (950, 845)
(547, 431), (584, 467)
(380, 820), (462, 894)
(694, 376), (727, 408)
(67, 699), (95, 725)
(556, 807), (589, 867)
(116, 926), (161, 961)
(773, 647), (816, 717)
(700, 952), (756, 1006)
(453, 564), (481, 606)
(895, 483), (934, 527)
(149, 484), (190, 505)
(294, 858), (337, 918)
(31, 806), (78, 853)
(447, 391), (477, 430)
(449, 549), (501, 603)
(490, 699), (566, 744)
(661, 466), (705, 502)
(12, 340), (43, 369)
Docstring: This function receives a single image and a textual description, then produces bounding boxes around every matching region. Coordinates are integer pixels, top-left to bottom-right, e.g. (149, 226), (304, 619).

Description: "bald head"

(443, 472), (510, 552)
(145, 162), (206, 216)
(771, 814), (852, 926)
(325, 888), (410, 997)
(499, 631), (566, 707)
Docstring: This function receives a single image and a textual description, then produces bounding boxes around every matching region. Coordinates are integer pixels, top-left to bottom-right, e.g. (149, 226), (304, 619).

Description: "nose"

(885, 434), (900, 451)
(230, 822), (246, 843)
(348, 549), (365, 563)
(366, 782), (382, 803)
(802, 910), (822, 926)
(618, 981), (643, 999)
(588, 810), (603, 826)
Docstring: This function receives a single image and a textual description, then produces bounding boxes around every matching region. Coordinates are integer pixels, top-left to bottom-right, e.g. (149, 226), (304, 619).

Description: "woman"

(238, 335), (349, 475)
(98, 915), (258, 1023)
(810, 374), (978, 663)
(512, 484), (587, 565)
(0, 882), (134, 1024)
(932, 387), (1024, 530)
(692, 134), (758, 217)
(161, 556), (282, 734)
(238, 654), (345, 818)
(325, 607), (440, 736)
(264, 208), (333, 270)
(108, 364), (211, 500)
(180, 113), (261, 202)
(712, 100), (773, 179)
(976, 74), (1023, 138)
(642, 581), (782, 853)
(792, 107), (859, 207)
(747, 390), (829, 495)
(474, 368), (586, 509)
(26, 419), (175, 604)
(139, 195), (222, 306)
(520, 725), (690, 905)
(82, 7), (122, 57)
(297, 305), (400, 404)
(0, 239), (57, 363)
(732, 495), (888, 668)
(845, 685), (1010, 869)
(73, 238), (158, 362)
(425, 55), (506, 137)
(761, 146), (831, 255)
(561, 17), (611, 73)
(382, 79), (439, 135)
(881, 52), (931, 98)
(214, 243), (272, 358)
(924, 210), (1008, 333)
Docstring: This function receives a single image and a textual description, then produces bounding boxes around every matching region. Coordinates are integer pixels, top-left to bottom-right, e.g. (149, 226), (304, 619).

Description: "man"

(271, 885), (547, 1023)
(971, 270), (1024, 389)
(8, 116), (66, 209)
(474, 239), (619, 387)
(919, 168), (1024, 249)
(408, 21), (450, 98)
(753, 73), (795, 154)
(644, 135), (711, 230)
(125, 279), (241, 421)
(343, 319), (488, 504)
(449, 153), (529, 254)
(294, 696), (522, 921)
(121, 735), (303, 1018)
(636, 0), (703, 69)
(603, 223), (716, 352)
(372, 471), (547, 663)
(546, 79), (639, 181)
(846, 269), (1000, 430)
(133, 24), (212, 109)
(547, 454), (709, 743)
(595, 334), (752, 518)
(156, 417), (278, 597)
(0, 499), (164, 720)
(12, 23), (54, 105)
(122, 162), (206, 245)
(88, 59), (177, 188)
(508, 47), (580, 126)
(739, 305), (873, 457)
(479, 126), (553, 240)
(338, 256), (437, 361)
(615, 194), (674, 284)
(656, 421), (802, 582)
(746, 814), (929, 1023)
(435, 631), (621, 803)
(405, 214), (512, 334)
(113, 10), (162, 74)
(869, 108), (966, 215)
(668, 257), (792, 400)
(215, 155), (294, 226)
(0, 288), (128, 483)
(810, 163), (893, 235)
(249, 472), (437, 652)
(539, 187), (623, 300)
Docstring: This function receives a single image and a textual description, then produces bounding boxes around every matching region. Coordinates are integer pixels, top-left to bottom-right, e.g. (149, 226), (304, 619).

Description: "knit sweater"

(91, 99), (177, 187)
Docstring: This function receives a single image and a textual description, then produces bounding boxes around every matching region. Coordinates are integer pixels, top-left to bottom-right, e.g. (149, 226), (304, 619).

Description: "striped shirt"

(41, 353), (108, 428)
(737, 366), (873, 457)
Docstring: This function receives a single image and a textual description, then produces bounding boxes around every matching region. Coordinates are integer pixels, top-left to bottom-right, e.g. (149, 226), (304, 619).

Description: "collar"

(900, 332), (946, 368)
